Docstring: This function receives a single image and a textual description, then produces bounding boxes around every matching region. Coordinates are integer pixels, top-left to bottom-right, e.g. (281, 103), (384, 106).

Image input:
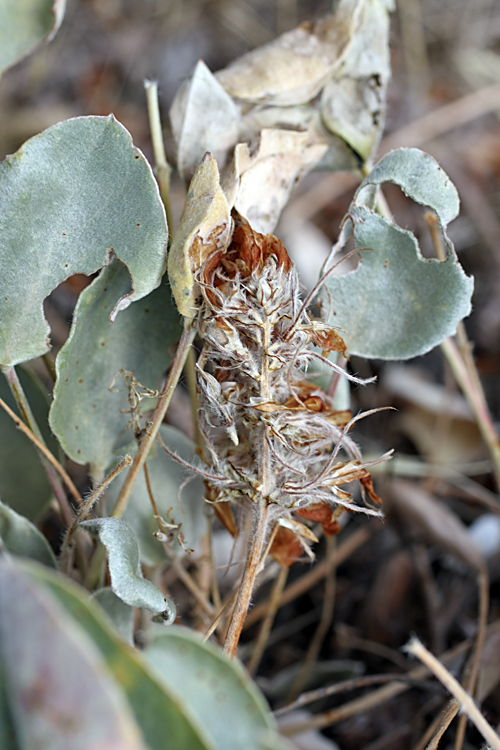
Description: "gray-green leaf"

(322, 148), (473, 359)
(0, 366), (57, 520)
(49, 259), (181, 474)
(144, 627), (276, 750)
(93, 587), (134, 646)
(0, 500), (56, 567)
(0, 0), (66, 75)
(22, 558), (285, 750)
(81, 517), (176, 623)
(107, 425), (206, 566)
(0, 115), (168, 368)
(0, 558), (147, 750)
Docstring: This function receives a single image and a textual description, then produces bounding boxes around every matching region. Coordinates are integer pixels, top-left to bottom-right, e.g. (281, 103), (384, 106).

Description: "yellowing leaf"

(168, 153), (232, 318)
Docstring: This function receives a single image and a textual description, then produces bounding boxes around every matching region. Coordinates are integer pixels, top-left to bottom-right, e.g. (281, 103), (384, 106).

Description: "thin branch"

(247, 564), (289, 675)
(144, 79), (173, 234)
(0, 394), (81, 508)
(405, 638), (500, 750)
(110, 321), (196, 521)
(280, 639), (472, 736)
(287, 536), (337, 702)
(60, 456), (132, 573)
(454, 564), (490, 750)
(244, 525), (373, 629)
(223, 498), (269, 656)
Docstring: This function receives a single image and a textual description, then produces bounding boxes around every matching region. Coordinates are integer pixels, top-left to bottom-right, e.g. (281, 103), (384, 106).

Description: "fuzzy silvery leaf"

(168, 153), (232, 318)
(81, 517), (176, 623)
(0, 367), (57, 521)
(22, 559), (286, 750)
(23, 560), (211, 750)
(322, 149), (473, 359)
(0, 500), (56, 567)
(106, 425), (206, 566)
(170, 60), (240, 181)
(93, 587), (134, 646)
(144, 627), (276, 750)
(49, 259), (181, 474)
(0, 559), (147, 750)
(0, 0), (66, 75)
(321, 0), (392, 162)
(215, 1), (363, 105)
(0, 115), (168, 368)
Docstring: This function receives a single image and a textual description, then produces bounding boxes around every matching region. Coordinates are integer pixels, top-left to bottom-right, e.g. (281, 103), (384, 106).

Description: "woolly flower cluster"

(195, 225), (387, 566)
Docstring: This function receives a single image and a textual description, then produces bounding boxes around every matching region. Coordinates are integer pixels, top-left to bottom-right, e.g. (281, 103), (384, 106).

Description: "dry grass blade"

(280, 639), (471, 736)
(405, 638), (500, 750)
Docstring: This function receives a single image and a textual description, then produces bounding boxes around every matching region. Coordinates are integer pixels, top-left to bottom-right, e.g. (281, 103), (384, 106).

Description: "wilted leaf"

(215, 2), (363, 106)
(80, 517), (176, 622)
(49, 259), (181, 474)
(322, 149), (474, 359)
(23, 559), (213, 750)
(0, 558), (147, 750)
(0, 500), (56, 567)
(0, 115), (168, 368)
(93, 587), (134, 646)
(168, 153), (232, 317)
(387, 479), (484, 569)
(0, 366), (57, 520)
(0, 0), (66, 75)
(233, 129), (328, 234)
(170, 60), (240, 181)
(144, 627), (275, 750)
(106, 425), (206, 566)
(321, 0), (391, 161)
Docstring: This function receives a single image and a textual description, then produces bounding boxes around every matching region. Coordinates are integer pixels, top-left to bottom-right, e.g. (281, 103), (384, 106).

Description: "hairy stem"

(223, 498), (269, 657)
(1, 368), (80, 526)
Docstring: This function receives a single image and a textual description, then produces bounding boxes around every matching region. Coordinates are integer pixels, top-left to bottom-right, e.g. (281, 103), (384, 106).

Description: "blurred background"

(3, 1), (500, 747)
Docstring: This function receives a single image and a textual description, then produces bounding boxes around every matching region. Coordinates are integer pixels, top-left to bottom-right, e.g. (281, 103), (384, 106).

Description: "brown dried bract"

(194, 224), (386, 566)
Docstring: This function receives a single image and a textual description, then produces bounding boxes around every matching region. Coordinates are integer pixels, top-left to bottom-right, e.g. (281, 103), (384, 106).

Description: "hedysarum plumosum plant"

(0, 1), (481, 747)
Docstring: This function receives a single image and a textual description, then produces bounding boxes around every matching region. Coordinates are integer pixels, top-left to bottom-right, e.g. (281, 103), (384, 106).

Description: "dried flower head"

(195, 224), (388, 566)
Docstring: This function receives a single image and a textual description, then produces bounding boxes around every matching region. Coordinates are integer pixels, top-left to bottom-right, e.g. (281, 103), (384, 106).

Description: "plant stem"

(1, 368), (80, 525)
(60, 456), (132, 573)
(111, 321), (196, 521)
(223, 498), (269, 657)
(248, 563), (288, 675)
(144, 79), (173, 235)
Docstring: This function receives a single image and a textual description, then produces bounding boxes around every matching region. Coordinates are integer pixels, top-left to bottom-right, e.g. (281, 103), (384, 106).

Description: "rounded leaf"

(145, 627), (275, 750)
(0, 0), (66, 75)
(0, 115), (168, 367)
(0, 558), (147, 750)
(49, 259), (181, 473)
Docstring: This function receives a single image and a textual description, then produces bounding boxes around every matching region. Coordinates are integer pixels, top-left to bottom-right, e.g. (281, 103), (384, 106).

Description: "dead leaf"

(170, 60), (240, 181)
(215, 3), (364, 106)
(168, 153), (232, 318)
(232, 128), (328, 233)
